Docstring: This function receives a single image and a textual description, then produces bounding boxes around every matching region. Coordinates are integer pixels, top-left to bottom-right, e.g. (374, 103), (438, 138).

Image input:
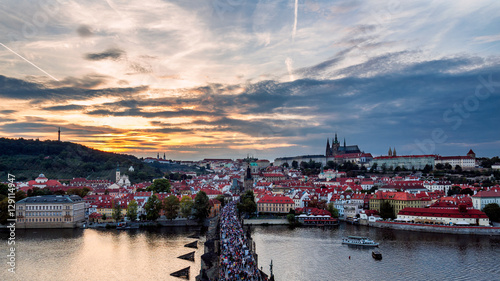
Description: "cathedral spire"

(326, 138), (331, 157)
(343, 138), (346, 148)
(334, 132), (338, 144)
(388, 147), (392, 156)
(393, 147), (397, 156)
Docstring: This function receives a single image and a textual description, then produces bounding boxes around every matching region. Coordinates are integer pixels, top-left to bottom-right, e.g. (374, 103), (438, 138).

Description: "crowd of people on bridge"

(219, 202), (264, 281)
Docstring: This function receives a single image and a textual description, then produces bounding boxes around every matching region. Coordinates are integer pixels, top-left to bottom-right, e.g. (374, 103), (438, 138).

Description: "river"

(251, 224), (500, 281)
(1, 224), (499, 281)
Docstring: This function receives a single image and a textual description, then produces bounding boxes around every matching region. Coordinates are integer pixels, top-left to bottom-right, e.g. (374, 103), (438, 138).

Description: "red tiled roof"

(399, 207), (488, 219)
(258, 195), (294, 204)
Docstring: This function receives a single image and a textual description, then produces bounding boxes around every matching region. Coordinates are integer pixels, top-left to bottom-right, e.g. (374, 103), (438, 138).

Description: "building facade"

(16, 195), (85, 228)
(371, 155), (435, 170)
(257, 195), (294, 214)
(472, 189), (500, 210)
(397, 207), (489, 226)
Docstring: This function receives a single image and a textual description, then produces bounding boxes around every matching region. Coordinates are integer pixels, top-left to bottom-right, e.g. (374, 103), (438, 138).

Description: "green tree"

(112, 200), (122, 222)
(369, 163), (378, 172)
(193, 191), (210, 222)
(381, 163), (387, 173)
(483, 203), (500, 222)
(379, 201), (395, 219)
(287, 213), (296, 224)
(144, 194), (162, 221)
(215, 194), (226, 207)
(459, 188), (474, 196)
(282, 162), (289, 168)
(326, 203), (339, 218)
(447, 185), (461, 196)
(180, 196), (194, 218)
(455, 165), (463, 172)
(163, 195), (180, 220)
(126, 200), (138, 221)
(147, 178), (171, 193)
(102, 213), (107, 221)
(423, 164), (433, 173)
(238, 190), (257, 214)
(292, 160), (298, 169)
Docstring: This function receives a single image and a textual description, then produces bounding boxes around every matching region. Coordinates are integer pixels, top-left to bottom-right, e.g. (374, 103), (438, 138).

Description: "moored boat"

(342, 236), (379, 247)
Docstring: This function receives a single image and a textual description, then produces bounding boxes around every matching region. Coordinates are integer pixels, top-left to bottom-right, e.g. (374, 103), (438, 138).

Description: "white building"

(435, 156), (475, 169)
(16, 195), (85, 228)
(472, 189), (500, 210)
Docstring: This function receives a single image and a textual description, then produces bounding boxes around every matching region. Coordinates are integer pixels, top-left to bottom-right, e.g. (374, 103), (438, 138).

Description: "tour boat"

(342, 236), (379, 247)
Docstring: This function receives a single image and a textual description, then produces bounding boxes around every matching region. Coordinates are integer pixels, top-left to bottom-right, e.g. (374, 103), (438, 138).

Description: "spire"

(343, 138), (346, 148)
(58, 127), (61, 141)
(326, 138), (331, 156)
(388, 147), (392, 156)
(335, 132), (338, 144)
(163, 153), (166, 160)
(393, 147), (397, 156)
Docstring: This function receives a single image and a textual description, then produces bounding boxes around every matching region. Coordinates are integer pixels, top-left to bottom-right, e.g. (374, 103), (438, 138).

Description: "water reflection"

(0, 227), (204, 281)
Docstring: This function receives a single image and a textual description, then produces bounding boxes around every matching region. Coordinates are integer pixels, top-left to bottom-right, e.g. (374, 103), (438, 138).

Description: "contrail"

(292, 0), (298, 40)
(0, 42), (59, 81)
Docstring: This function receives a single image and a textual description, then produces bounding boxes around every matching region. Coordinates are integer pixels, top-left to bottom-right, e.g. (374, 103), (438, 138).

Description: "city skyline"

(1, 1), (499, 161)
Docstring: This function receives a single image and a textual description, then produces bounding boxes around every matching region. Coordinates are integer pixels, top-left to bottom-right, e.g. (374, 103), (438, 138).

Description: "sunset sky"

(1, 0), (499, 160)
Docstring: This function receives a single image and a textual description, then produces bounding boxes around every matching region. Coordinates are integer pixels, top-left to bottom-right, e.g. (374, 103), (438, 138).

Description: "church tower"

(115, 165), (120, 183)
(393, 147), (397, 156)
(332, 133), (340, 155)
(388, 147), (392, 156)
(58, 127), (61, 141)
(243, 164), (253, 192)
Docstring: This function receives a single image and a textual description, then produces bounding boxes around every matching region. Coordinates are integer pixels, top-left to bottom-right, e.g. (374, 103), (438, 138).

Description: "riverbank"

(367, 220), (500, 235)
(244, 218), (288, 225)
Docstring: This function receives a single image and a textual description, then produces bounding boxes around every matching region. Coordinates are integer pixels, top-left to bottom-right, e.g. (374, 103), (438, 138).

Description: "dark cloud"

(0, 110), (17, 114)
(0, 75), (147, 101)
(85, 48), (125, 61)
(43, 104), (85, 111)
(77, 25), (93, 37)
(46, 74), (109, 89)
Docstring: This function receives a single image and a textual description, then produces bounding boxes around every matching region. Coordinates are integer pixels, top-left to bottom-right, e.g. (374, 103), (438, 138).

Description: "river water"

(0, 227), (204, 281)
(251, 224), (500, 281)
(1, 224), (499, 281)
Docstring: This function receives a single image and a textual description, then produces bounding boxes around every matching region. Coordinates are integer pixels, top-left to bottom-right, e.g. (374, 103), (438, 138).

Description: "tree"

(287, 213), (296, 224)
(112, 200), (122, 222)
(180, 196), (194, 218)
(447, 185), (461, 196)
(102, 213), (107, 221)
(292, 160), (298, 169)
(369, 163), (378, 172)
(126, 200), (138, 221)
(381, 163), (387, 173)
(459, 188), (474, 196)
(147, 178), (171, 193)
(282, 162), (289, 168)
(215, 195), (226, 207)
(435, 163), (444, 170)
(326, 161), (338, 170)
(423, 164), (433, 174)
(193, 191), (210, 222)
(326, 203), (339, 218)
(144, 194), (162, 221)
(238, 190), (257, 214)
(483, 203), (500, 222)
(444, 163), (452, 170)
(163, 195), (180, 220)
(379, 201), (395, 219)
(455, 165), (463, 172)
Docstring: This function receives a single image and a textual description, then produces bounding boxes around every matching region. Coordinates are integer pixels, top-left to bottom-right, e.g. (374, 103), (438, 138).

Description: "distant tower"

(326, 138), (331, 157)
(343, 138), (346, 149)
(388, 148), (392, 156)
(467, 149), (475, 159)
(58, 127), (61, 141)
(243, 164), (253, 192)
(332, 133), (340, 155)
(163, 153), (166, 160)
(393, 147), (397, 156)
(116, 165), (120, 183)
(157, 153), (159, 159)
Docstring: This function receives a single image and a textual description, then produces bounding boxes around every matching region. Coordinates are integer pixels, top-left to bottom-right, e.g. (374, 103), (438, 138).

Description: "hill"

(0, 138), (163, 182)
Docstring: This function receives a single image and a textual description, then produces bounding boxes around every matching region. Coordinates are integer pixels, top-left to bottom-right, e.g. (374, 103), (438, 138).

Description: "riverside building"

(16, 195), (85, 228)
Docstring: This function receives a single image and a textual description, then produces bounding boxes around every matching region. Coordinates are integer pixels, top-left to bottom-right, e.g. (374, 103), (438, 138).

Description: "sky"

(0, 0), (499, 161)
